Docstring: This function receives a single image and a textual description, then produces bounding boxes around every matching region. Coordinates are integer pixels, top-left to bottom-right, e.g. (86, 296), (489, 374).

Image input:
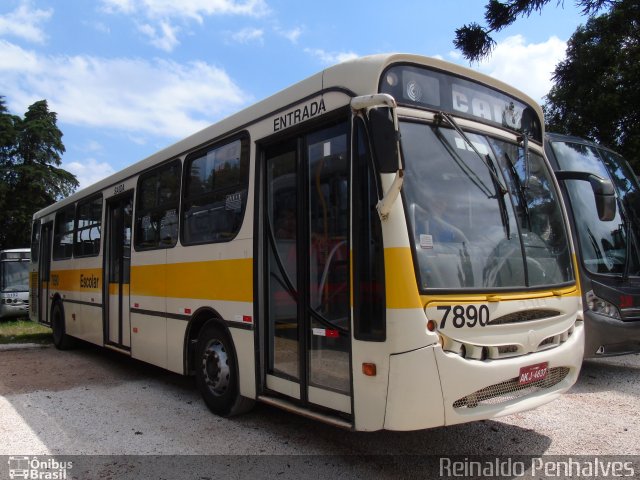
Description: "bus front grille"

(452, 367), (570, 409)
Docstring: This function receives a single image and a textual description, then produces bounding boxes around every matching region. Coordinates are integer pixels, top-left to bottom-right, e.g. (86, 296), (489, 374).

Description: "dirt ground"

(0, 344), (180, 396)
(0, 343), (639, 479)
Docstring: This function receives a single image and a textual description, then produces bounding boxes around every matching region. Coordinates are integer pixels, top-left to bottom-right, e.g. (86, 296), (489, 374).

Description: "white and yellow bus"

(30, 54), (612, 431)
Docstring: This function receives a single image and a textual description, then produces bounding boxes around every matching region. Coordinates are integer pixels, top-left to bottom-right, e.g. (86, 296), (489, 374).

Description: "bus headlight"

(586, 290), (621, 319)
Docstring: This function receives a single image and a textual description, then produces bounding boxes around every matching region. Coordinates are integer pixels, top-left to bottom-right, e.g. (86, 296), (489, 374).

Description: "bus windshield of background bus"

(552, 141), (640, 276)
(1, 260), (29, 292)
(401, 121), (573, 290)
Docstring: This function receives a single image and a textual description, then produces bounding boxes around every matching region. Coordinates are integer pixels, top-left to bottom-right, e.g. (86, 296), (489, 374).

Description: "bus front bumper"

(0, 303), (29, 319)
(584, 310), (640, 357)
(383, 321), (584, 431)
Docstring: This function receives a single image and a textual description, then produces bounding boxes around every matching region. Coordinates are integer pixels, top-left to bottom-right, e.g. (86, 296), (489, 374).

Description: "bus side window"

(74, 195), (103, 257)
(135, 160), (181, 250)
(353, 117), (386, 341)
(181, 135), (250, 245)
(53, 204), (76, 260)
(31, 221), (41, 263)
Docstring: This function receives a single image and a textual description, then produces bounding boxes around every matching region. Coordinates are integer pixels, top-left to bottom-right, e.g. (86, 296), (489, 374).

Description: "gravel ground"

(0, 344), (638, 477)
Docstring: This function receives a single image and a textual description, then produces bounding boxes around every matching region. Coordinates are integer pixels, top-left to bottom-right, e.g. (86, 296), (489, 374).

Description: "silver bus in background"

(546, 133), (640, 357)
(0, 248), (30, 319)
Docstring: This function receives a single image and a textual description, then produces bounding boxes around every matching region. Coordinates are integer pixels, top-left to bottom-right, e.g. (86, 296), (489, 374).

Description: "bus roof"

(546, 132), (618, 155)
(33, 53), (543, 219)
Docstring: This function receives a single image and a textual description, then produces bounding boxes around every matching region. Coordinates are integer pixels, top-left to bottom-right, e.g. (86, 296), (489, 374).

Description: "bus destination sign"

(380, 64), (542, 141)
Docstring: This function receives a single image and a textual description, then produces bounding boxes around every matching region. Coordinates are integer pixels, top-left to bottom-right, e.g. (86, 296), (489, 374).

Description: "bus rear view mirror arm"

(555, 170), (616, 221)
(351, 93), (404, 220)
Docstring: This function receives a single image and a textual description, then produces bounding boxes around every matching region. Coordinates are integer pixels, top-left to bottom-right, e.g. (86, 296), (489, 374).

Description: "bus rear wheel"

(195, 321), (254, 417)
(51, 302), (74, 350)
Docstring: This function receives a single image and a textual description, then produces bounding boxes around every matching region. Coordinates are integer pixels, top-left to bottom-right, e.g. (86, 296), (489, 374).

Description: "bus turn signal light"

(362, 363), (377, 376)
(427, 320), (436, 331)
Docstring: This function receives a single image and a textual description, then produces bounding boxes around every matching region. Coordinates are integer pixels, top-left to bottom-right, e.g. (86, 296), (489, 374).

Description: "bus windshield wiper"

(487, 156), (511, 239)
(435, 112), (508, 197)
(504, 152), (531, 231)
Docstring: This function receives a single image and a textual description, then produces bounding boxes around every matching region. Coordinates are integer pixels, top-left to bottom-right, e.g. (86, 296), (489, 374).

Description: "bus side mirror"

(351, 94), (403, 173)
(555, 171), (617, 221)
(368, 107), (400, 173)
(351, 94), (404, 220)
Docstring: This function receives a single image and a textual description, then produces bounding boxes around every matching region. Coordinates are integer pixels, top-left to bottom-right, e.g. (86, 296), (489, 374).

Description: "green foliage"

(454, 0), (617, 62)
(544, 1), (640, 172)
(0, 318), (52, 344)
(0, 96), (78, 249)
(454, 0), (639, 172)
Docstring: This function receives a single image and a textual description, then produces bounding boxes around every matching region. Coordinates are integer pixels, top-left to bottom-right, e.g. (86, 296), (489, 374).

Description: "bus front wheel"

(51, 302), (74, 350)
(195, 321), (254, 417)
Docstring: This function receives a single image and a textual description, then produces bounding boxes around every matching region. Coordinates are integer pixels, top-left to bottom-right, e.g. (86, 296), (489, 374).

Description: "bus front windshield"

(552, 141), (640, 276)
(1, 260), (30, 292)
(401, 121), (573, 290)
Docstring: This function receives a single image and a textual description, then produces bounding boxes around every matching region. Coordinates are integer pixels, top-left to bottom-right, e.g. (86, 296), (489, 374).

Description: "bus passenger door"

(105, 193), (133, 350)
(262, 122), (352, 416)
(38, 222), (53, 325)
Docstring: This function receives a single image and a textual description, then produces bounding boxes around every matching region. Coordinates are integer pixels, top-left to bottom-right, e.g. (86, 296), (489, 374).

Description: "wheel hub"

(202, 339), (230, 396)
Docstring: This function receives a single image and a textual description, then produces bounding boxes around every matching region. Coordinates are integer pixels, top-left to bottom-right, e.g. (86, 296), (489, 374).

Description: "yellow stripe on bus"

(50, 268), (102, 292)
(421, 285), (579, 307)
(384, 247), (423, 310)
(131, 258), (253, 302)
(108, 283), (130, 296)
(380, 248), (580, 309)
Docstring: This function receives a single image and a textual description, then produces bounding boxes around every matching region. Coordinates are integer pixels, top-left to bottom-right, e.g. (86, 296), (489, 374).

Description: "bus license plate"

(518, 362), (548, 385)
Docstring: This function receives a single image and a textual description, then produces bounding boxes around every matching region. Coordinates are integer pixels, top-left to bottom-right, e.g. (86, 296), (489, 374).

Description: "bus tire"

(51, 302), (74, 350)
(195, 321), (254, 417)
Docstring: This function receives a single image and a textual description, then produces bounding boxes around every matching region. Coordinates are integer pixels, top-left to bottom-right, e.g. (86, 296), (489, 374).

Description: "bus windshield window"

(1, 261), (29, 292)
(489, 139), (573, 286)
(601, 150), (640, 215)
(553, 141), (640, 276)
(600, 150), (640, 274)
(401, 121), (572, 290)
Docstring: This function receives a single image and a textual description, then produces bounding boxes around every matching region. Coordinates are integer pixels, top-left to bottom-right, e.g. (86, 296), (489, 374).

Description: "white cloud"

(230, 27), (264, 44)
(0, 39), (39, 72)
(100, 0), (135, 14)
(277, 26), (302, 44)
(63, 158), (115, 191)
(472, 35), (567, 103)
(100, 0), (268, 51)
(304, 48), (358, 66)
(101, 0), (269, 21)
(0, 39), (251, 139)
(138, 20), (180, 52)
(79, 140), (104, 154)
(0, 1), (53, 44)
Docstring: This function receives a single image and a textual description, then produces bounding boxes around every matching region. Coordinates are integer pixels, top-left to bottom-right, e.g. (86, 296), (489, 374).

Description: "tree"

(0, 97), (78, 249)
(544, 1), (640, 171)
(454, 0), (617, 62)
(0, 99), (17, 229)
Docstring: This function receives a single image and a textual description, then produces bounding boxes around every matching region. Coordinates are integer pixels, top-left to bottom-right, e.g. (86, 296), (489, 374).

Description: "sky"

(0, 0), (589, 191)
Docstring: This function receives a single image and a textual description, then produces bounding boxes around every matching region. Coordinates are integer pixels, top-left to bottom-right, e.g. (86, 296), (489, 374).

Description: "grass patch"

(0, 318), (52, 344)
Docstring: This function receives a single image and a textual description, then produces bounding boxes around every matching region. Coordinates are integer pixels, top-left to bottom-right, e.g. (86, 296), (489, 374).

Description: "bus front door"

(104, 193), (133, 350)
(38, 222), (53, 325)
(263, 122), (352, 416)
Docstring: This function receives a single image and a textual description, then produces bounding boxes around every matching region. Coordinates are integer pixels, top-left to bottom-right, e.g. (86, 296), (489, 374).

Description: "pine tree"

(0, 97), (78, 249)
